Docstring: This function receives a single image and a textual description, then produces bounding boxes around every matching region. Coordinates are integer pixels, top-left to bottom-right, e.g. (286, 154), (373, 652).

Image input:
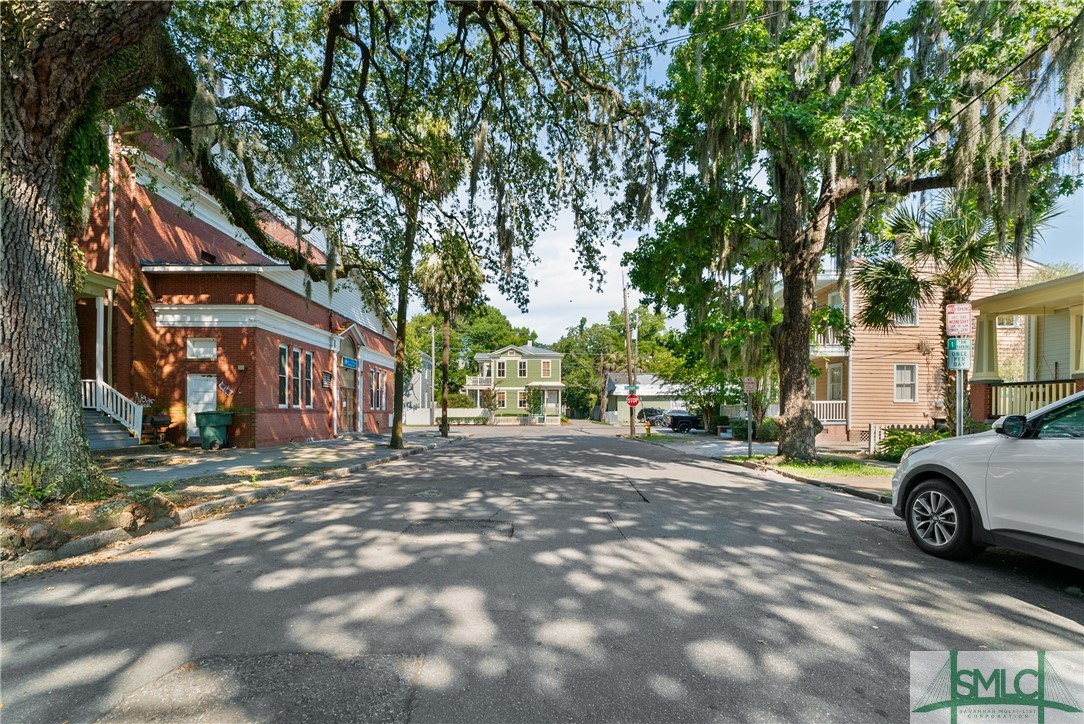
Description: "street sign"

(947, 337), (972, 370)
(627, 385), (639, 392)
(946, 303), (973, 336)
(626, 393), (640, 407)
(743, 377), (757, 394)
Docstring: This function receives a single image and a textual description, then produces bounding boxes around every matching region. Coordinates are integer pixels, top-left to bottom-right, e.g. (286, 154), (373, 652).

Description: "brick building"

(75, 137), (395, 447)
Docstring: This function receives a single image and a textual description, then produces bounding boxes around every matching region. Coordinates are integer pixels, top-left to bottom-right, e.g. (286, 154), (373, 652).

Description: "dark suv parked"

(665, 410), (703, 433)
(637, 407), (664, 422)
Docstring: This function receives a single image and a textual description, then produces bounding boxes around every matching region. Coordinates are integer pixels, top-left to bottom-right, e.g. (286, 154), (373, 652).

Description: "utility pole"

(597, 352), (607, 422)
(429, 325), (436, 427)
(622, 272), (636, 438)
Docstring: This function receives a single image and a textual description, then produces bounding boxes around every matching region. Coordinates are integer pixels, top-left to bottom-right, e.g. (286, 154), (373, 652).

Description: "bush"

(717, 415), (730, 427)
(755, 418), (780, 442)
(877, 428), (950, 462)
(964, 419), (992, 434)
(445, 392), (474, 408)
(730, 418), (752, 440)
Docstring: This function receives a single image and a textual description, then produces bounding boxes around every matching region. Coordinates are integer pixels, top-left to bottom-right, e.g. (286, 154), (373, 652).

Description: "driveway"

(3, 425), (1081, 722)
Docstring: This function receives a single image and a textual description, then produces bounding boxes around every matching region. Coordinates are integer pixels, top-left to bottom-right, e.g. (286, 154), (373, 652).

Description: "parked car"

(891, 390), (1084, 569)
(637, 407), (664, 422)
(665, 410), (704, 433)
(648, 411), (668, 427)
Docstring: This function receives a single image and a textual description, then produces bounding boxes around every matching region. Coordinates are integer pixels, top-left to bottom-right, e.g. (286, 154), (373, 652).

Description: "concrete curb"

(1, 437), (463, 579)
(714, 457), (893, 504)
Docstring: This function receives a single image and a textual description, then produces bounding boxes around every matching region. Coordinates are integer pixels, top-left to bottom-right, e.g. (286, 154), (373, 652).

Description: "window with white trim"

(496, 361), (506, 378)
(278, 346), (288, 406)
(291, 348), (302, 406)
(894, 364), (918, 403)
(894, 301), (919, 327)
(827, 291), (843, 309)
(827, 363), (843, 401)
(541, 360), (551, 378)
(518, 391), (528, 409)
(379, 371), (387, 410)
(304, 352), (313, 407)
(186, 338), (217, 360)
(496, 391), (506, 408)
(518, 360), (527, 377)
(369, 368), (387, 410)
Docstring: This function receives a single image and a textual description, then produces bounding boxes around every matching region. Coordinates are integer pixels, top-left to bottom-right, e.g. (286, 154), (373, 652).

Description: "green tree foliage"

(633, 0), (1084, 459)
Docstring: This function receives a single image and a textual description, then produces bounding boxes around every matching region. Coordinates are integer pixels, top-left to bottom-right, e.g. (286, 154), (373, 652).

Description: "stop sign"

(627, 393), (640, 407)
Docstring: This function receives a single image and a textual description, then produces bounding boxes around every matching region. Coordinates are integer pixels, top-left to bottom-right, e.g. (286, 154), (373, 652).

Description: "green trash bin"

(195, 411), (233, 450)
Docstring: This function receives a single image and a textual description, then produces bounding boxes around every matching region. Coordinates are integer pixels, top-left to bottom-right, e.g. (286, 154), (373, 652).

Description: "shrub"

(445, 392), (474, 408)
(717, 415), (730, 427)
(877, 428), (950, 462)
(755, 418), (780, 442)
(964, 419), (992, 434)
(730, 418), (752, 440)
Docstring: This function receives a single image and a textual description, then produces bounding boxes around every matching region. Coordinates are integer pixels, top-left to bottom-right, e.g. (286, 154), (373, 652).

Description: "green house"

(465, 343), (564, 424)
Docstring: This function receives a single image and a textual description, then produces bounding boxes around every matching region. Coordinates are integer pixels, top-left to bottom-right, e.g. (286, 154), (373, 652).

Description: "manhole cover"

(99, 653), (419, 723)
(401, 518), (513, 540)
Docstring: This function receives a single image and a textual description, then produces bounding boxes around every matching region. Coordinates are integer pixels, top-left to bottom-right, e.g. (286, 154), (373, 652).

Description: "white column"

(95, 297), (105, 383)
(1071, 309), (1084, 378)
(971, 315), (1001, 382)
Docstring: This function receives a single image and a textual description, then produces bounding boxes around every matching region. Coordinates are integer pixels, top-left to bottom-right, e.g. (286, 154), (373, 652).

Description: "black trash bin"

(195, 411), (233, 450)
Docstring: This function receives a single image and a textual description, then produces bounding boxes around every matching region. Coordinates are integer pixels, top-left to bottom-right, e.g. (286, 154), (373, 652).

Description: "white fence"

(403, 407), (485, 425)
(991, 380), (1077, 417)
(866, 423), (940, 453)
(81, 379), (142, 437)
(812, 400), (846, 422)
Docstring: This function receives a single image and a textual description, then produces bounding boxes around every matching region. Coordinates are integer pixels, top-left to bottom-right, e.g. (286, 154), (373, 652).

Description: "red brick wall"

(253, 329), (336, 446)
(970, 382), (993, 422)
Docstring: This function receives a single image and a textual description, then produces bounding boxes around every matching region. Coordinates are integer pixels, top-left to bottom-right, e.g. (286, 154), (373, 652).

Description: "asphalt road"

(3, 425), (1082, 723)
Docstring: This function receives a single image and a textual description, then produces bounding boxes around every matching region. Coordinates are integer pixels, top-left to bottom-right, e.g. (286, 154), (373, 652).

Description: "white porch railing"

(465, 376), (493, 387)
(991, 380), (1077, 417)
(81, 379), (143, 437)
(813, 400), (847, 422)
(811, 329), (848, 355)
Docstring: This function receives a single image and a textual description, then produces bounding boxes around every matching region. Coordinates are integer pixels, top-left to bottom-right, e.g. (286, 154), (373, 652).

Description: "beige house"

(970, 272), (1084, 419)
(809, 257), (1043, 443)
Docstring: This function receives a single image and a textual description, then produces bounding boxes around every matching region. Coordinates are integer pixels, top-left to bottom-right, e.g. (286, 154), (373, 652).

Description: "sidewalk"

(106, 430), (459, 488)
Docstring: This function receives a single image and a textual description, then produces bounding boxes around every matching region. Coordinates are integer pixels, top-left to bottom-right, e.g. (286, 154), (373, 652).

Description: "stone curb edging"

(623, 435), (892, 505)
(714, 457), (893, 505)
(1, 437), (463, 578)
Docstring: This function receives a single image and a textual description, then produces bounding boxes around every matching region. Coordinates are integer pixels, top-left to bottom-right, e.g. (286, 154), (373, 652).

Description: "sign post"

(947, 337), (973, 438)
(946, 304), (974, 438)
(743, 377), (756, 458)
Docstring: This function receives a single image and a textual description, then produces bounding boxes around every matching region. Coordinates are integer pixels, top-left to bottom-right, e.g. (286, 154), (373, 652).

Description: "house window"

(542, 360), (551, 378)
(496, 361), (506, 378)
(278, 346), (288, 406)
(894, 301), (919, 327)
(894, 364), (918, 403)
(997, 315), (1020, 328)
(304, 352), (313, 407)
(518, 360), (528, 377)
(200, 250), (217, 264)
(827, 364), (843, 400)
(369, 369), (387, 410)
(518, 391), (528, 409)
(496, 391), (506, 408)
(827, 291), (843, 309)
(291, 348), (301, 406)
(186, 338), (217, 360)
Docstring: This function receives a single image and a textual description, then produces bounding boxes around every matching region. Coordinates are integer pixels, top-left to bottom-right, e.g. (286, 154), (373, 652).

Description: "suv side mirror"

(996, 415), (1028, 438)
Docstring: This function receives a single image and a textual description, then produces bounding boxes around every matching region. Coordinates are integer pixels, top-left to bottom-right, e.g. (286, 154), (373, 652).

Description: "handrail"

(991, 380), (1076, 417)
(812, 400), (847, 422)
(80, 379), (143, 438)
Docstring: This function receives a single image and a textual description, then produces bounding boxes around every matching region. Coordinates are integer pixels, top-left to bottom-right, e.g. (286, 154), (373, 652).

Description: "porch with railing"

(811, 329), (849, 357)
(465, 376), (493, 388)
(81, 379), (143, 437)
(990, 380), (1078, 417)
(812, 400), (847, 423)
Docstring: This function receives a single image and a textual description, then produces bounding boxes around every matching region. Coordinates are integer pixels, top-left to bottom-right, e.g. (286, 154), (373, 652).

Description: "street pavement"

(3, 423), (1082, 722)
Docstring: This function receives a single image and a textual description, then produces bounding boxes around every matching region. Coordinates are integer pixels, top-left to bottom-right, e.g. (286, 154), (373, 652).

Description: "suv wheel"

(677, 421), (690, 433)
(905, 479), (984, 560)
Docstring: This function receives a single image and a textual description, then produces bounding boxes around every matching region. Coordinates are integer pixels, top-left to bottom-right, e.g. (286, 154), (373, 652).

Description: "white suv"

(891, 390), (1084, 569)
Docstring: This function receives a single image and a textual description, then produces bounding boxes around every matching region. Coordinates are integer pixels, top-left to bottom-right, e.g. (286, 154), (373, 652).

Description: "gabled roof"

(475, 343), (564, 360)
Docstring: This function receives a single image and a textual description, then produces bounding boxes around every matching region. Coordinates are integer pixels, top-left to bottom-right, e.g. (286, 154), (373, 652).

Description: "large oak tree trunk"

(390, 198), (419, 449)
(774, 159), (827, 461)
(1, 2), (170, 497)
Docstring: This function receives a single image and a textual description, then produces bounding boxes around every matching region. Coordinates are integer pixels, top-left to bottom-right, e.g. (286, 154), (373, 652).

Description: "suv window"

(1037, 399), (1084, 439)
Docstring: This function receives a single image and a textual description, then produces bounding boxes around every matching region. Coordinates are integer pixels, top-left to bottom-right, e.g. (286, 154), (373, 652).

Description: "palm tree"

(415, 233), (485, 437)
(373, 119), (463, 448)
(854, 191), (1055, 430)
